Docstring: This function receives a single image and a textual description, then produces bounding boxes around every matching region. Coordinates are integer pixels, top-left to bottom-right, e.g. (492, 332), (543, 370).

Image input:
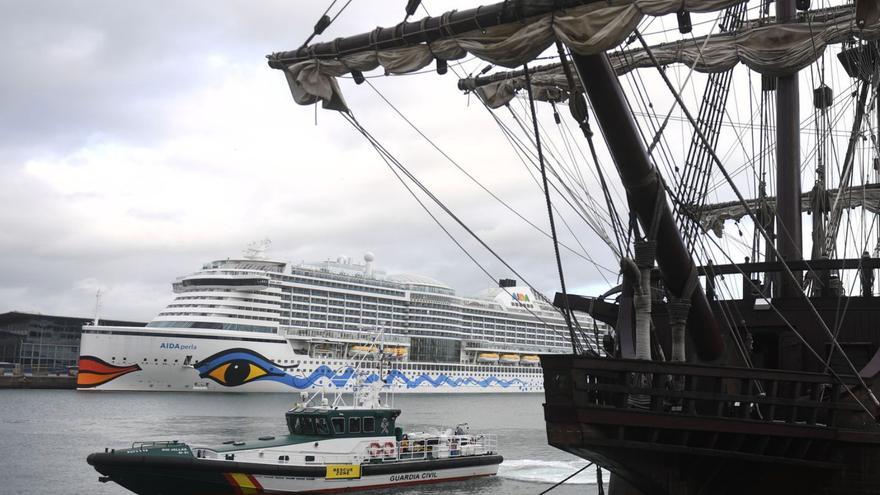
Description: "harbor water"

(0, 391), (599, 495)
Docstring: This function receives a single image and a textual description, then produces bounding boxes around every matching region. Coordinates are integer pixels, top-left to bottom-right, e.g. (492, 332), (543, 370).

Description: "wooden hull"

(540, 354), (880, 495)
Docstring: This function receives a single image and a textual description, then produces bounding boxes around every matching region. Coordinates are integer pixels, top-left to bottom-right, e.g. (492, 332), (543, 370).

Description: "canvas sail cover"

(274, 0), (749, 111)
(272, 1), (880, 112)
(694, 184), (880, 238)
(470, 7), (880, 108)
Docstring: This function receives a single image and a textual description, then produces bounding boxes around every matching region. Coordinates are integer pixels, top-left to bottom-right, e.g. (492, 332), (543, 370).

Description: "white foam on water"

(497, 459), (596, 485)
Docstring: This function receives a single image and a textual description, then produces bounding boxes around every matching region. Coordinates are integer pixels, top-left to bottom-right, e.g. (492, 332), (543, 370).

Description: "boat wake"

(497, 459), (595, 485)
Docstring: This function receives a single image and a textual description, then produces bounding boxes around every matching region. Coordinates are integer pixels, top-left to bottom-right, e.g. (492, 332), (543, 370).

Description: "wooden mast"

(775, 0), (803, 297)
(566, 52), (724, 361)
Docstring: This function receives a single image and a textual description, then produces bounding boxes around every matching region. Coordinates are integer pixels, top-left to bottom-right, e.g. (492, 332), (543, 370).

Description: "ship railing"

(282, 327), (410, 345)
(130, 440), (184, 449)
(542, 355), (872, 429)
(194, 447), (365, 465)
(463, 340), (558, 353)
(290, 267), (402, 290)
(376, 434), (499, 462)
(191, 434), (497, 466)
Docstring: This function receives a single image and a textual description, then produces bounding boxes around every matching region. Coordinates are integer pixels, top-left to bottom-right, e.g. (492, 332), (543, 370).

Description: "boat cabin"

(285, 407), (401, 438)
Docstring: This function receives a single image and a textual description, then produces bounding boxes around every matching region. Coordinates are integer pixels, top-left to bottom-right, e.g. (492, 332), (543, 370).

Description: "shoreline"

(0, 375), (76, 389)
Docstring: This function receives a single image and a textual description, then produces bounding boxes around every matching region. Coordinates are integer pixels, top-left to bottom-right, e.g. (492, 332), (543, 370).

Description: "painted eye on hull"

(206, 360), (270, 386)
(195, 348), (297, 387)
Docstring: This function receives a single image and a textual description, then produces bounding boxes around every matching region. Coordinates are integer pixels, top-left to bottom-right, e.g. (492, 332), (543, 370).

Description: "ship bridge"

(173, 274), (270, 293)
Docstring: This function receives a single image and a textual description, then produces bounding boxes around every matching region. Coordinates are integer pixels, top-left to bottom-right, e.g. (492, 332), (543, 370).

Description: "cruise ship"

(77, 248), (606, 393)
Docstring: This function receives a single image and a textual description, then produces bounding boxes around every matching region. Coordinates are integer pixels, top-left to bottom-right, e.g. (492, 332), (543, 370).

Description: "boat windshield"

(316, 417), (330, 435)
(331, 417), (345, 434)
(286, 408), (400, 437)
(290, 416), (307, 435)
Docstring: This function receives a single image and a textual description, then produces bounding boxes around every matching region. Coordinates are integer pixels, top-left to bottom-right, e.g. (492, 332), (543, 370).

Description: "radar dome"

(364, 252), (375, 262)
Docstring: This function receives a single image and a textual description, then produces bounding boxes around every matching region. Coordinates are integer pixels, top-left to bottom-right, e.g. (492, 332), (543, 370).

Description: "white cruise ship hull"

(77, 326), (545, 393)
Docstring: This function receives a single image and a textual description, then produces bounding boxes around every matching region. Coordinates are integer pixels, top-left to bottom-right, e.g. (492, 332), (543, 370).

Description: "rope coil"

(634, 240), (657, 269)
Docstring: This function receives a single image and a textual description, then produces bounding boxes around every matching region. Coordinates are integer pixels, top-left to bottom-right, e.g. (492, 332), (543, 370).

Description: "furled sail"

(267, 0), (750, 111)
(693, 183), (880, 238)
(462, 5), (880, 108)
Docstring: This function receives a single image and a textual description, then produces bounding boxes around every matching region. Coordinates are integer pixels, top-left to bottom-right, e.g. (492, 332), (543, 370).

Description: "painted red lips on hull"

(77, 356), (141, 388)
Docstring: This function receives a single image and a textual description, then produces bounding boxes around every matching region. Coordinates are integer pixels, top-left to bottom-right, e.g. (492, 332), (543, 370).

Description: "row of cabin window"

(291, 416), (376, 435)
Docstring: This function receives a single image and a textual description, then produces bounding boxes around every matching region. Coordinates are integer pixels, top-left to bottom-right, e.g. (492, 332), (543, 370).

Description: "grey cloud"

(0, 0), (616, 322)
(0, 0), (306, 150)
(125, 208), (182, 223)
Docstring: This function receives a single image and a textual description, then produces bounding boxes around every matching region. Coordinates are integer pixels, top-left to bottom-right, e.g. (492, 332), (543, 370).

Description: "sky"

(2, 1), (868, 322)
(0, 0), (623, 321)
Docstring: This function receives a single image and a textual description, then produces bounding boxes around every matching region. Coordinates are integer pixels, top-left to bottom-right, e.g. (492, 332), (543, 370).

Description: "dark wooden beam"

(267, 0), (607, 68)
(698, 257), (880, 277)
(566, 51), (724, 361)
(775, 0), (803, 296)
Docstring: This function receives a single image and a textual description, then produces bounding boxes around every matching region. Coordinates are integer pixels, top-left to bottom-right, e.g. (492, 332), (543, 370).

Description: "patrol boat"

(87, 381), (502, 494)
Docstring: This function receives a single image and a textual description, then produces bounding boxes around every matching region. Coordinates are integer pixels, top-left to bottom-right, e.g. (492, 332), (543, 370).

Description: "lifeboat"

(500, 354), (520, 364)
(520, 355), (540, 366)
(477, 353), (499, 364)
(350, 345), (378, 357)
(382, 347), (408, 359)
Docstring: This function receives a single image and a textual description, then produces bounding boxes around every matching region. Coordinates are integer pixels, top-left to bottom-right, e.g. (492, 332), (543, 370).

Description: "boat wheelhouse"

(284, 405), (401, 440)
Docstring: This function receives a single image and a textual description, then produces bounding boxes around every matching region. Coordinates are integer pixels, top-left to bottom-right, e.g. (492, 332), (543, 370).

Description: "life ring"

(369, 442), (382, 457)
(383, 441), (396, 457)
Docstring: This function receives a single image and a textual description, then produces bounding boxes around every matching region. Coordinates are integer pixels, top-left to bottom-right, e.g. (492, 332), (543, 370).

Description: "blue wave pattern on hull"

(194, 348), (527, 389)
(278, 366), (526, 389)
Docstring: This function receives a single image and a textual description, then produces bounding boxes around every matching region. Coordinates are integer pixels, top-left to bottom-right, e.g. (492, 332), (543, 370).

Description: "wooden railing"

(542, 355), (871, 429)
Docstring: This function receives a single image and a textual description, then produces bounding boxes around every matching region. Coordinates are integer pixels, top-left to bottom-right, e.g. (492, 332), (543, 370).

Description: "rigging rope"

(824, 208), (879, 372)
(704, 79), (860, 195)
(555, 41), (628, 258)
(633, 28), (880, 411)
(504, 105), (622, 257)
(422, 20), (620, 291)
(511, 97), (617, 234)
(825, 79), (872, 257)
(524, 62), (581, 354)
(561, 107), (629, 257)
(700, 223), (873, 417)
(660, 180), (767, 395)
(362, 80), (610, 272)
(484, 101), (620, 286)
(299, 0), (354, 48)
(674, 3), (746, 252)
(339, 110), (595, 352)
(537, 462), (593, 495)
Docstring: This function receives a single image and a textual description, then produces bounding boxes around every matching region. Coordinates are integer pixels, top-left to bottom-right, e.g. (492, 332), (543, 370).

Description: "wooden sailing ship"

(269, 0), (880, 493)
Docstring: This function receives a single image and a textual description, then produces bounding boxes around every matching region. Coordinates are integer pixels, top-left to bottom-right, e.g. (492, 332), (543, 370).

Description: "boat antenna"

(327, 323), (388, 409)
(93, 288), (102, 326)
(378, 320), (395, 408)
